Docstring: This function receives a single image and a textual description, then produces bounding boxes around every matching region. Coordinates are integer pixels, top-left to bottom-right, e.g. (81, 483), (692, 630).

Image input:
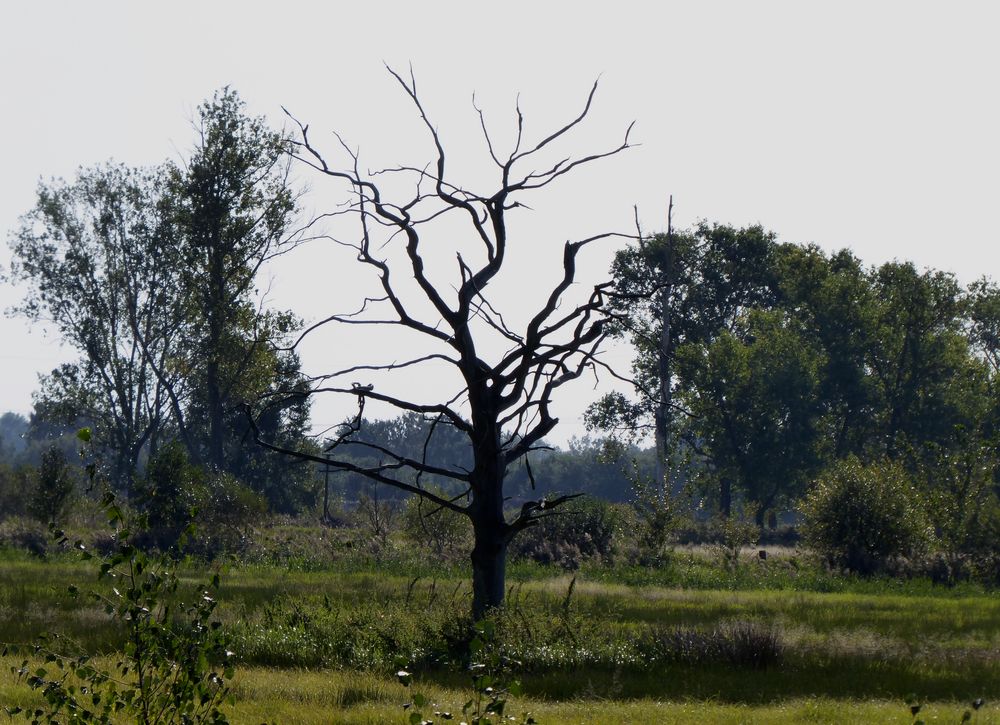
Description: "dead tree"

(249, 68), (633, 618)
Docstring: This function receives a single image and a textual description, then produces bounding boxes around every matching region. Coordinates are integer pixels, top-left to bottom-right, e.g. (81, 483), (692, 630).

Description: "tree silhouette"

(248, 68), (633, 617)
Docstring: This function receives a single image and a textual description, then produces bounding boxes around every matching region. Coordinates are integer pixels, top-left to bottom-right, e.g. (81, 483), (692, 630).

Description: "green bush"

(801, 457), (933, 574)
(136, 443), (266, 556)
(0, 516), (48, 556)
(135, 441), (207, 549)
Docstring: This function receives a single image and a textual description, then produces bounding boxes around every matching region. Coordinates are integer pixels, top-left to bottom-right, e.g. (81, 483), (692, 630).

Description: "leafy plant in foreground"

(4, 430), (235, 724)
(398, 619), (536, 725)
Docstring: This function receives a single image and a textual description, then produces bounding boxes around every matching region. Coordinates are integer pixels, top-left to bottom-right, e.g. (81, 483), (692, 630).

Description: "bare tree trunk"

(467, 413), (510, 618)
(471, 518), (508, 620)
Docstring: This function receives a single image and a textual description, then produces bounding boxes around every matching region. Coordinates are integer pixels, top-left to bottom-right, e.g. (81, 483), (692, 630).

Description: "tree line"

(590, 221), (1000, 540)
(5, 90), (315, 514)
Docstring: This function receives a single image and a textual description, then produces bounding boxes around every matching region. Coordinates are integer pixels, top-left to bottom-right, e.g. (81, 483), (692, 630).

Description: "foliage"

(7, 89), (314, 511)
(166, 88), (312, 508)
(0, 414), (29, 461)
(587, 222), (781, 512)
(592, 223), (780, 435)
(134, 443), (266, 556)
(510, 498), (621, 569)
(398, 619), (536, 725)
(135, 442), (206, 549)
(401, 489), (472, 561)
(710, 507), (760, 574)
(626, 469), (681, 566)
(28, 447), (75, 526)
(8, 163), (183, 488)
(676, 308), (827, 522)
(802, 457), (933, 574)
(0, 465), (34, 521)
(4, 438), (235, 724)
(354, 488), (401, 555)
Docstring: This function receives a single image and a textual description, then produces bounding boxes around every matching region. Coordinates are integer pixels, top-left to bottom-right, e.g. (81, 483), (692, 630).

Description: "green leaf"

(76, 428), (92, 442)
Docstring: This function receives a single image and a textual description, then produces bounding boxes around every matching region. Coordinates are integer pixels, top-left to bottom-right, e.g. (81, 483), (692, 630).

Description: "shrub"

(510, 497), (621, 568)
(7, 493), (235, 724)
(801, 456), (933, 574)
(401, 489), (471, 560)
(713, 507), (760, 574)
(352, 489), (401, 554)
(188, 472), (268, 559)
(135, 443), (266, 557)
(0, 516), (48, 556)
(135, 441), (207, 549)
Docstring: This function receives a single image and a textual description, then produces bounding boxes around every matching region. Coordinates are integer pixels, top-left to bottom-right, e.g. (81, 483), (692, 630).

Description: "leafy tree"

(773, 245), (878, 459)
(675, 309), (827, 522)
(165, 88), (307, 483)
(865, 262), (977, 461)
(587, 221), (779, 507)
(134, 441), (207, 548)
(8, 164), (185, 487)
(8, 91), (315, 509)
(0, 412), (28, 460)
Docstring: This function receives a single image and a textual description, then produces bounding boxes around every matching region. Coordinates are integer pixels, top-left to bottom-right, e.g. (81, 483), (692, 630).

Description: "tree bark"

(470, 519), (508, 620)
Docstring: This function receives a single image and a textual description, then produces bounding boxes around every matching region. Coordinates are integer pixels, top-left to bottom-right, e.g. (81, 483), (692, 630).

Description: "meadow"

(0, 540), (997, 724)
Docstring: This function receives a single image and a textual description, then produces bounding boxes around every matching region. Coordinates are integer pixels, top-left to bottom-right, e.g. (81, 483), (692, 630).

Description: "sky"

(1, 1), (998, 445)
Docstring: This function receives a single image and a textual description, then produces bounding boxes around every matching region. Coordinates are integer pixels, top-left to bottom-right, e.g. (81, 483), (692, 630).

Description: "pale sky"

(1, 1), (998, 444)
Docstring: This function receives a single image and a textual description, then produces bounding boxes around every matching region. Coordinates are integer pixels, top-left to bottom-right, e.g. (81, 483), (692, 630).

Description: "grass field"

(1, 547), (997, 723)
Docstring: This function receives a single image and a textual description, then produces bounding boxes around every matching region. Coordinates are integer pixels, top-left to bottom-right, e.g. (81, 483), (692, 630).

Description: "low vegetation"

(1, 512), (997, 722)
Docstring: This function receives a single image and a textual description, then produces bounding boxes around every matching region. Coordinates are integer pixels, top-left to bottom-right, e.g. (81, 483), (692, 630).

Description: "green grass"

(1, 548), (998, 723)
(4, 662), (996, 724)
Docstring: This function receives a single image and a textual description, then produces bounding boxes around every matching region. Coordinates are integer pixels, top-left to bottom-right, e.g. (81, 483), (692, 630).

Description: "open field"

(1, 549), (997, 723)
